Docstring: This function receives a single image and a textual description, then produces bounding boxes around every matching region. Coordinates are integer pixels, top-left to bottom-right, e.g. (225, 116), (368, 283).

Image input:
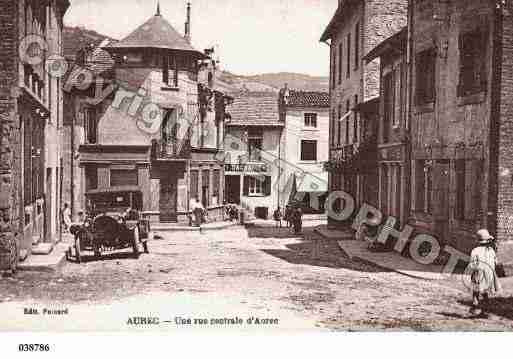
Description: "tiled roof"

(286, 89), (329, 108)
(105, 13), (205, 58)
(63, 26), (115, 60)
(226, 91), (283, 127)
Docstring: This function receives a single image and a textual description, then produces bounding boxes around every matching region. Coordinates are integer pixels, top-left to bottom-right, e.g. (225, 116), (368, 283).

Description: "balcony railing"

(151, 129), (192, 161)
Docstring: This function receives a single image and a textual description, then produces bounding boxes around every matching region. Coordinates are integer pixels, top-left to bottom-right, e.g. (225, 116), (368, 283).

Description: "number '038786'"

(18, 344), (50, 352)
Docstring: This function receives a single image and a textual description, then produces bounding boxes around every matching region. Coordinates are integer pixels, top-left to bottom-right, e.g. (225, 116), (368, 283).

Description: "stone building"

(408, 0), (513, 253)
(63, 4), (231, 224)
(320, 0), (408, 227)
(278, 87), (330, 214)
(224, 91), (283, 219)
(0, 0), (70, 271)
(224, 88), (330, 219)
(365, 27), (410, 226)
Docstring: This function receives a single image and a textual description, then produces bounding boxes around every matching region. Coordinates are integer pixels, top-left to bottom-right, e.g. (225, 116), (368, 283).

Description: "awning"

(295, 172), (328, 193)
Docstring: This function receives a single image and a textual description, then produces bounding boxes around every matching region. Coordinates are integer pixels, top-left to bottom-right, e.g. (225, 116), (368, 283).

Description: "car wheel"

(75, 236), (82, 264)
(132, 226), (140, 258)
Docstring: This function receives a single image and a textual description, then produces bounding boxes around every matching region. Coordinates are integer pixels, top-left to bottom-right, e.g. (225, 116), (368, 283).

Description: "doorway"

(225, 175), (241, 204)
(160, 174), (178, 223)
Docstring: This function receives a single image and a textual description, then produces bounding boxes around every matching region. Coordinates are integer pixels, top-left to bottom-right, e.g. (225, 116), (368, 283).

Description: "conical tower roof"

(105, 10), (205, 58)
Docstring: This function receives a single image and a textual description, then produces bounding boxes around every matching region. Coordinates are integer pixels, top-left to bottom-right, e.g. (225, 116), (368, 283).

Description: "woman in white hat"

(468, 229), (502, 316)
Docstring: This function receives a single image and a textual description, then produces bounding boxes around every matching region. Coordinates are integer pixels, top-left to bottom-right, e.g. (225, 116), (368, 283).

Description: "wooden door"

(160, 175), (178, 223)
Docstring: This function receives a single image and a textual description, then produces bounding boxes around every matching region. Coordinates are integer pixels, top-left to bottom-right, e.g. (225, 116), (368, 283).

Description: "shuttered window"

(455, 159), (466, 220)
(458, 28), (488, 97)
(415, 49), (436, 105)
(110, 169), (138, 187)
(346, 33), (351, 78)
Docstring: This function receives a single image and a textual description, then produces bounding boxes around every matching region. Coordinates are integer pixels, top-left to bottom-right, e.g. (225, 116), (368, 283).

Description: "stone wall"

(0, 0), (20, 269)
(496, 4), (513, 241)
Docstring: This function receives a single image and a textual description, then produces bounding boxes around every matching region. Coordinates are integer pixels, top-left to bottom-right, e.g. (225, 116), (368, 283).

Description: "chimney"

(184, 2), (191, 42)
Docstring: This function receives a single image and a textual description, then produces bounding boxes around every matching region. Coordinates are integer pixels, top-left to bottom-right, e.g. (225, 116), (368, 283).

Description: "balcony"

(151, 133), (192, 162)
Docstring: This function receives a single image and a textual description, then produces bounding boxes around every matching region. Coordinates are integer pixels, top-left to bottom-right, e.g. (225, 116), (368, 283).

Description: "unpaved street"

(2, 223), (513, 331)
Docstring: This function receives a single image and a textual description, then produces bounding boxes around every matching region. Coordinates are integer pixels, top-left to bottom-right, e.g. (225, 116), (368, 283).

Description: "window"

(415, 160), (433, 214)
(85, 165), (98, 190)
(346, 33), (351, 78)
(248, 129), (263, 162)
(455, 159), (466, 220)
(354, 23), (360, 70)
(458, 28), (488, 97)
(84, 106), (98, 144)
(345, 100), (350, 144)
(301, 140), (317, 161)
(353, 95), (359, 143)
(415, 49), (436, 105)
(338, 42), (343, 85)
(162, 55), (178, 87)
(304, 113), (318, 128)
(383, 71), (395, 142)
(110, 169), (138, 187)
(243, 175), (271, 197)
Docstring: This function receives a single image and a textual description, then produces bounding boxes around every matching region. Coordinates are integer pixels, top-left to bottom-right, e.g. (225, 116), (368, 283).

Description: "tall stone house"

(0, 0), (70, 271)
(320, 0), (408, 228)
(364, 27), (410, 227)
(63, 4), (231, 224)
(408, 0), (513, 253)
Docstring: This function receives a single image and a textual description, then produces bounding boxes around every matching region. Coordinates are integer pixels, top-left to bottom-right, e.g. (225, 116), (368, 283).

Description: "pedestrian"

(62, 203), (72, 232)
(285, 205), (292, 228)
(467, 229), (502, 317)
(191, 198), (205, 232)
(296, 206), (303, 234)
(273, 207), (283, 228)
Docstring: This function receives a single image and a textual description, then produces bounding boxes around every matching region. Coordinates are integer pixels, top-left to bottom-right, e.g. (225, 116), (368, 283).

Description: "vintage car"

(67, 189), (150, 263)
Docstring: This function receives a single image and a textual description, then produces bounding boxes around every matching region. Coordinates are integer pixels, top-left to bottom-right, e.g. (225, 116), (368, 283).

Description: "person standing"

(467, 229), (502, 317)
(62, 203), (72, 233)
(191, 198), (205, 231)
(285, 205), (292, 229)
(273, 207), (283, 228)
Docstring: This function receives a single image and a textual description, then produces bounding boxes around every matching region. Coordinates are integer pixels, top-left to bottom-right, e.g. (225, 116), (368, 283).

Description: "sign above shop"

(225, 164), (268, 173)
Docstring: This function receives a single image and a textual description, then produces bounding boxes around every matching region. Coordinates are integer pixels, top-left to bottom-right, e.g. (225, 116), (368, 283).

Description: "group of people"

(273, 205), (303, 234)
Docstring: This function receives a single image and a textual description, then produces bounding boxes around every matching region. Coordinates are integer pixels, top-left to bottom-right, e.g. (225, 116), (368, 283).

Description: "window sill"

(457, 92), (486, 106)
(161, 86), (179, 92)
(246, 194), (267, 198)
(414, 102), (435, 114)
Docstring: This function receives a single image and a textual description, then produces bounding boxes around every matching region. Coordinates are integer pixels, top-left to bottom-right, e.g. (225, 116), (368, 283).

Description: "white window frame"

(304, 113), (318, 128)
(248, 176), (264, 196)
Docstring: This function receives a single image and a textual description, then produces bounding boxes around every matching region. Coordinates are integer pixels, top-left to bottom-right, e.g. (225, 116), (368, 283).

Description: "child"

(273, 207), (283, 228)
(468, 229), (502, 317)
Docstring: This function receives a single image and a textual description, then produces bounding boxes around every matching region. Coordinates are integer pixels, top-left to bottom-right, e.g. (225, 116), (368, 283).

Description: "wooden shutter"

(264, 176), (272, 196)
(243, 176), (250, 196)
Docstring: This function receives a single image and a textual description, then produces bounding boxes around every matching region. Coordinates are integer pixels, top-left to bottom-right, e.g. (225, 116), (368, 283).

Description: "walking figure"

(284, 205), (293, 229)
(273, 207), (283, 228)
(467, 229), (502, 317)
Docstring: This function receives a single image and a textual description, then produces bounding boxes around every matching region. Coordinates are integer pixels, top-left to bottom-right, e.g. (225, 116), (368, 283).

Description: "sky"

(64, 0), (338, 76)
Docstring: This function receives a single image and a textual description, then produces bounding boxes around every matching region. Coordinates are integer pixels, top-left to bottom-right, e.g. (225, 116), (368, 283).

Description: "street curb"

(151, 222), (242, 233)
(17, 252), (67, 273)
(335, 241), (436, 281)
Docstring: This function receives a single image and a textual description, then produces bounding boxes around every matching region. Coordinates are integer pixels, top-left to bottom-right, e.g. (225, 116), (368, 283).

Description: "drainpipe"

(406, 0), (414, 222)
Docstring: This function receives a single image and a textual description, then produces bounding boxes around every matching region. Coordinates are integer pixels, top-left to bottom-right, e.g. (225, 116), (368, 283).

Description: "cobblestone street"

(2, 223), (513, 331)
